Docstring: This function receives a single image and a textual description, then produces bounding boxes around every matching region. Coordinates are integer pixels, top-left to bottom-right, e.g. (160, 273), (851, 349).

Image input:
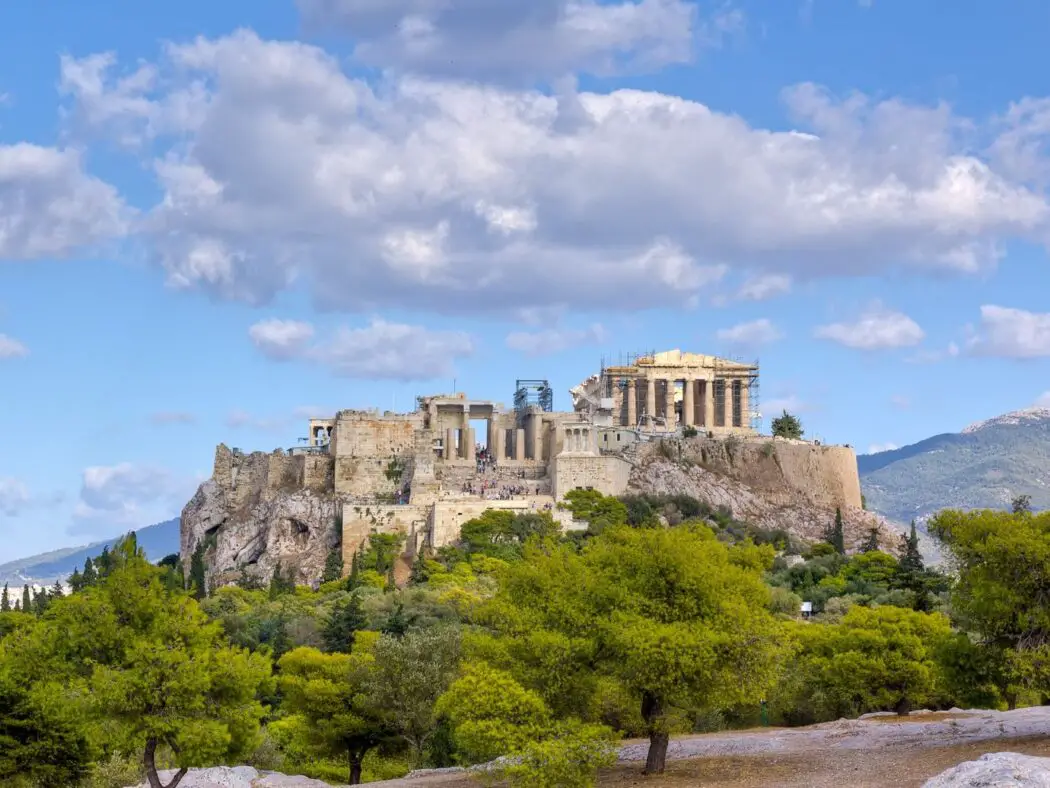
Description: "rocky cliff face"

(180, 445), (341, 589)
(626, 436), (900, 550)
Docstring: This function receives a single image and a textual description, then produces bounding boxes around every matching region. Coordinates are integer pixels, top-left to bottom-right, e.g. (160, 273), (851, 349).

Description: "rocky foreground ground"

(134, 706), (1050, 787)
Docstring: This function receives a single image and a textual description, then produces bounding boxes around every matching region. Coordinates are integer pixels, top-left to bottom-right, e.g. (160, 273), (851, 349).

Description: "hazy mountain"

(0, 518), (180, 587)
(859, 408), (1050, 524)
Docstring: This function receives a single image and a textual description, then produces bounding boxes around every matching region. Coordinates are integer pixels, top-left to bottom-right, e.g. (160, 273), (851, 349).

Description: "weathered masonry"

(275, 350), (759, 567)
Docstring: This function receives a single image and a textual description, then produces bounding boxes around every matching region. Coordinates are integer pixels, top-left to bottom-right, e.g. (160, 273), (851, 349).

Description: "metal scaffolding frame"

(514, 379), (553, 425)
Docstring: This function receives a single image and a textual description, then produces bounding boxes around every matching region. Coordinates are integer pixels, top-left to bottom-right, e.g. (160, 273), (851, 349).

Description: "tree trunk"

(1007, 692), (1018, 711)
(144, 738), (189, 788)
(894, 696), (911, 716)
(348, 751), (364, 785)
(641, 691), (669, 775)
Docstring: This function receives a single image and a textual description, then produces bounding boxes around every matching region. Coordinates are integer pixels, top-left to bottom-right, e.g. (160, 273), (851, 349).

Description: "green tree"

(21, 585), (30, 614)
(4, 554), (274, 788)
(781, 606), (951, 720)
(268, 562), (295, 600)
(33, 587), (49, 616)
(862, 527), (880, 553)
(0, 584), (8, 613)
(68, 568), (84, 593)
(367, 626), (462, 765)
(558, 489), (628, 534)
(278, 644), (394, 785)
(1012, 494), (1033, 515)
(0, 668), (93, 787)
(189, 543), (208, 600)
(931, 508), (1050, 704)
(322, 549), (344, 583)
(323, 592), (367, 654)
(899, 520), (924, 575)
(475, 525), (785, 774)
(771, 410), (803, 440)
(382, 601), (410, 637)
(359, 531), (405, 574)
(410, 552), (432, 585)
(82, 557), (98, 587)
(825, 508), (845, 555)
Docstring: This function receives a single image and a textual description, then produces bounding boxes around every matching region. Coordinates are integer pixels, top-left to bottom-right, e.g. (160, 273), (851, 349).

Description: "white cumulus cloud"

(0, 334), (28, 358)
(505, 323), (608, 356)
(814, 304), (925, 350)
(73, 463), (194, 529)
(716, 318), (782, 346)
(0, 143), (128, 260)
(54, 33), (1050, 316)
(249, 318), (474, 380)
(965, 305), (1050, 358)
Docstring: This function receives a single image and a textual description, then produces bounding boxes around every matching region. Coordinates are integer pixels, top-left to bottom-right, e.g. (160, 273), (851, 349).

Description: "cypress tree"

(0, 583), (9, 612)
(385, 563), (397, 593)
(33, 588), (48, 616)
(21, 585), (31, 613)
(322, 592), (367, 653)
(825, 507), (845, 555)
(382, 601), (409, 638)
(861, 527), (880, 553)
(322, 549), (343, 584)
(345, 552), (361, 592)
(51, 580), (64, 599)
(899, 521), (924, 575)
(68, 568), (84, 593)
(82, 557), (97, 587)
(409, 552), (430, 585)
(189, 543), (208, 600)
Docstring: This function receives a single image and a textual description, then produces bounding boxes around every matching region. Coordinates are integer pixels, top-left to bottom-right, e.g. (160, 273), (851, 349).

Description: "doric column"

(723, 380), (734, 428)
(626, 379), (637, 426)
(664, 380), (676, 426)
(464, 428), (476, 461)
(514, 428), (526, 461)
(683, 378), (695, 426)
(462, 405), (470, 429)
(740, 381), (750, 430)
(445, 428), (457, 460)
(703, 379), (714, 428)
(646, 377), (656, 424)
(494, 427), (506, 459)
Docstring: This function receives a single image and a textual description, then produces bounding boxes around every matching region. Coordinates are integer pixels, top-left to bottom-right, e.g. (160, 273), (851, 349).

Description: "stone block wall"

(551, 454), (632, 499)
(341, 503), (431, 569)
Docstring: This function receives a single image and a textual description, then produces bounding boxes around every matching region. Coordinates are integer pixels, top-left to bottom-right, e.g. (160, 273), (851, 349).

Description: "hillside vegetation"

(1, 492), (1046, 788)
(859, 408), (1050, 522)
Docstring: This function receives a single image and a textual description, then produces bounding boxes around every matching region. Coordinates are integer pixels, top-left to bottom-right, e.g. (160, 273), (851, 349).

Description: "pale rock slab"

(923, 753), (1050, 787)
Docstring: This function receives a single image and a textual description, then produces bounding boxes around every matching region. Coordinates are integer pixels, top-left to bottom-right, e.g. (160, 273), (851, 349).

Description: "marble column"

(683, 378), (695, 426)
(494, 427), (506, 460)
(664, 380), (676, 426)
(626, 379), (637, 426)
(464, 428), (476, 461)
(703, 379), (714, 428)
(724, 381), (734, 428)
(445, 428), (457, 460)
(646, 377), (656, 424)
(514, 428), (526, 461)
(740, 380), (750, 429)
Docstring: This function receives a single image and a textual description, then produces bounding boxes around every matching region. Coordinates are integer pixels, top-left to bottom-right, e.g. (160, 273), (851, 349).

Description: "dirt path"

(372, 707), (1050, 787)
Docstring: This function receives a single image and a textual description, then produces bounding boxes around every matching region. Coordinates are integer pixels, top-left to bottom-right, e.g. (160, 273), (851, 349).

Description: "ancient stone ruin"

(181, 349), (875, 587)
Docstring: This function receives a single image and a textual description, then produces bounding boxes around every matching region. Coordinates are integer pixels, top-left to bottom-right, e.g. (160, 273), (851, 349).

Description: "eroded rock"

(923, 753), (1050, 787)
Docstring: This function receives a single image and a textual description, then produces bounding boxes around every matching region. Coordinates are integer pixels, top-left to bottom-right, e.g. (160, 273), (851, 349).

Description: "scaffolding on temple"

(514, 379), (554, 425)
(747, 358), (761, 432)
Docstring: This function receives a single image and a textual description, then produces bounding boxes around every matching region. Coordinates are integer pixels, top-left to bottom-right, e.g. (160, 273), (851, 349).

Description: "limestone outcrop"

(626, 435), (900, 549)
(923, 753), (1050, 786)
(126, 766), (342, 787)
(180, 445), (342, 589)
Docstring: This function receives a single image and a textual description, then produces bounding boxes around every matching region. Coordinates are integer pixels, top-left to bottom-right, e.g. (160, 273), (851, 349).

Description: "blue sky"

(3, 0), (1050, 562)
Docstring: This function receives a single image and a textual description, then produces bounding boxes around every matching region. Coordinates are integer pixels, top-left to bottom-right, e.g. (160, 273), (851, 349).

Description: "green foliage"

(0, 583), (8, 613)
(277, 644), (394, 784)
(323, 591), (367, 653)
(559, 489), (628, 534)
(459, 509), (560, 560)
(682, 425), (698, 438)
(471, 524), (786, 774)
(862, 527), (880, 553)
(824, 507), (845, 555)
(771, 410), (803, 440)
(322, 549), (344, 583)
(189, 542), (208, 599)
(501, 721), (618, 788)
(367, 626), (462, 764)
(775, 606), (952, 724)
(0, 553), (274, 788)
(435, 662), (551, 763)
(359, 531), (405, 575)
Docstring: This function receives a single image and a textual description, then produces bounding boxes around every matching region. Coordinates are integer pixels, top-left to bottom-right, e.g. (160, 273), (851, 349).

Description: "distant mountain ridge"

(859, 408), (1050, 524)
(0, 518), (180, 587)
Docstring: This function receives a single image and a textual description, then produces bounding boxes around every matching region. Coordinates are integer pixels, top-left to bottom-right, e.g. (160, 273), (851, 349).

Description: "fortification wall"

(212, 444), (334, 510)
(551, 454), (632, 499)
(430, 498), (555, 548)
(341, 503), (431, 568)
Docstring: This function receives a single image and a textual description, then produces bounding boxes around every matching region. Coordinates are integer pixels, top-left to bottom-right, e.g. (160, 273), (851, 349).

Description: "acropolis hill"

(181, 350), (887, 587)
